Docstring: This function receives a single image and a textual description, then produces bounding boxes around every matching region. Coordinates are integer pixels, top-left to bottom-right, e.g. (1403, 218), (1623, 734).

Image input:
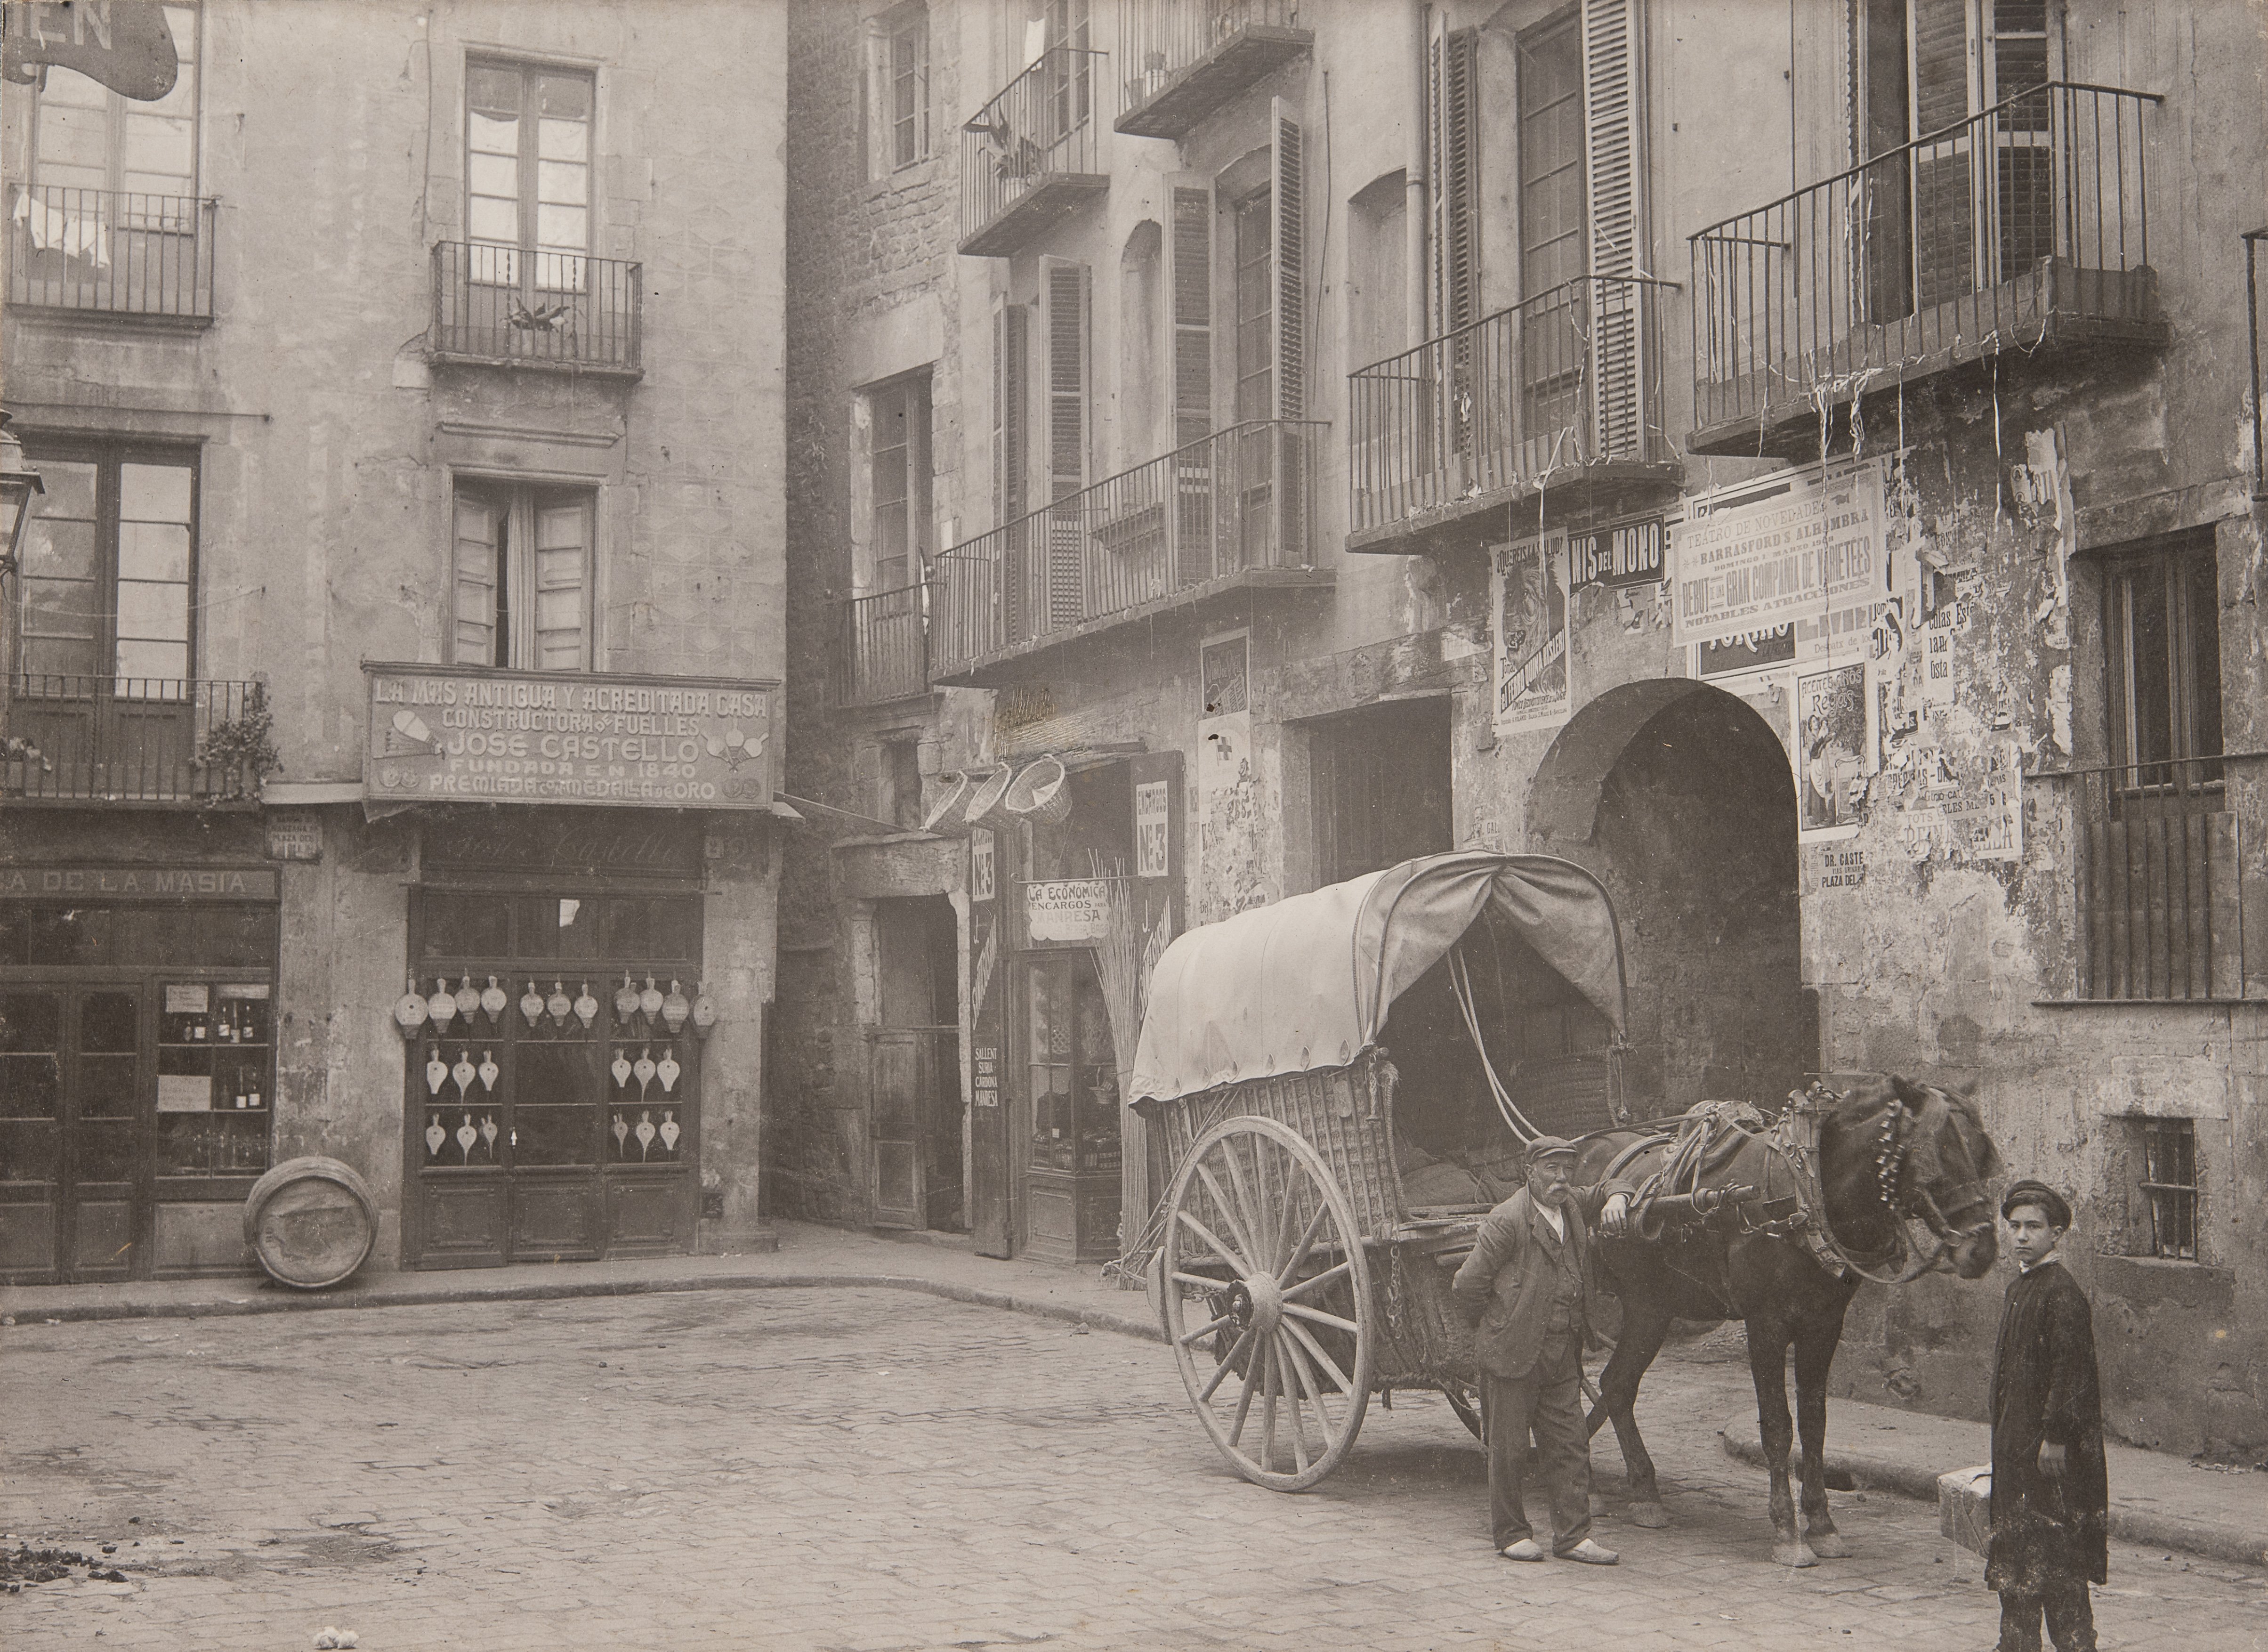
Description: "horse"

(1571, 1074), (2004, 1568)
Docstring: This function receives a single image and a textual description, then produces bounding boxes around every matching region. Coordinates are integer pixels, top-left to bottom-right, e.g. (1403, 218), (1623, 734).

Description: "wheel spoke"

(1283, 1314), (1356, 1399)
(1214, 1141), (1266, 1271)
(1170, 1270), (1231, 1291)
(1282, 1301), (1361, 1336)
(1275, 1337), (1311, 1472)
(1174, 1207), (1250, 1277)
(1281, 1328), (1336, 1438)
(1193, 1161), (1261, 1273)
(1281, 1257), (1353, 1302)
(1197, 1324), (1256, 1405)
(1277, 1199), (1332, 1285)
(1258, 1336), (1280, 1469)
(1175, 1312), (1234, 1349)
(1227, 1348), (1262, 1447)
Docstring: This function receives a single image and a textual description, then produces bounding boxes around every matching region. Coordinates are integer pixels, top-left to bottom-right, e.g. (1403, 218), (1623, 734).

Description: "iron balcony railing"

(1690, 82), (2159, 443)
(3, 676), (265, 804)
(2245, 229), (2267, 500)
(931, 419), (1322, 672)
(1116, 0), (1309, 139)
(960, 47), (1107, 255)
(430, 241), (642, 373)
(1348, 276), (1669, 534)
(833, 584), (931, 708)
(2051, 752), (2256, 1002)
(5, 185), (216, 321)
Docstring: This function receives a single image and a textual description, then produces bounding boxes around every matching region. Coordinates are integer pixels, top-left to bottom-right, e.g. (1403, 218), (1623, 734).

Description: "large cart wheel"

(1159, 1116), (1376, 1490)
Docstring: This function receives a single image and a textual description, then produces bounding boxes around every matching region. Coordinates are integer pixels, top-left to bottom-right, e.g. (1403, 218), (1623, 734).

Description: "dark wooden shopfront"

(0, 867), (281, 1284)
(402, 815), (706, 1269)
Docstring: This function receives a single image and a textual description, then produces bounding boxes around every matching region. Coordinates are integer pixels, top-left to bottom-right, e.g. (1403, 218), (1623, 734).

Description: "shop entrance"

(1530, 681), (1805, 1112)
(869, 895), (963, 1233)
(1, 893), (281, 1285)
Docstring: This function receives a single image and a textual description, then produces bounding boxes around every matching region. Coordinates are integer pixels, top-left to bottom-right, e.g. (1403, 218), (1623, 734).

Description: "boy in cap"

(1987, 1180), (2107, 1652)
(1451, 1135), (1633, 1563)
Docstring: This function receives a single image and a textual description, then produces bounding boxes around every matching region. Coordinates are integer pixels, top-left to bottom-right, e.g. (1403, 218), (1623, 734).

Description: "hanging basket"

(1002, 754), (1072, 826)
(922, 771), (981, 836)
(964, 765), (1019, 834)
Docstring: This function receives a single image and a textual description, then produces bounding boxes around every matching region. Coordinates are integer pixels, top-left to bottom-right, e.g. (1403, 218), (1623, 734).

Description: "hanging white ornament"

(478, 1051), (500, 1091)
(658, 1110), (680, 1154)
(425, 1050), (448, 1095)
(546, 981), (572, 1024)
(481, 975), (508, 1024)
(453, 977), (480, 1021)
(395, 975), (429, 1038)
(451, 1053), (476, 1096)
(480, 1114), (499, 1157)
(656, 1047), (680, 1093)
(425, 1117), (447, 1158)
(612, 1112), (630, 1156)
(428, 979), (457, 1029)
(614, 973), (641, 1022)
(573, 982), (600, 1031)
(691, 981), (718, 1038)
(611, 1049), (633, 1089)
(634, 1109), (657, 1160)
(455, 1113), (478, 1163)
(520, 981), (545, 1026)
(639, 975), (664, 1022)
(662, 980), (690, 1035)
(633, 1046), (657, 1100)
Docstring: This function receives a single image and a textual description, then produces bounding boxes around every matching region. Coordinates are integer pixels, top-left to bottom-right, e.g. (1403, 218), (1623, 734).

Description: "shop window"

(864, 2), (930, 178)
(2134, 1117), (2198, 1260)
(155, 981), (274, 1176)
(15, 443), (196, 686)
(465, 58), (592, 285)
(451, 482), (594, 671)
(1025, 951), (1117, 1176)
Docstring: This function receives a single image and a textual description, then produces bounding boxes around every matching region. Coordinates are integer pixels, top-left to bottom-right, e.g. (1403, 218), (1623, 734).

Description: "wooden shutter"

(1581, 0), (1645, 460)
(1164, 177), (1215, 451)
(1270, 100), (1305, 422)
(531, 494), (591, 670)
(992, 298), (1029, 526)
(1909, 0), (1978, 305)
(1042, 257), (1090, 629)
(1431, 28), (1479, 336)
(452, 491), (502, 665)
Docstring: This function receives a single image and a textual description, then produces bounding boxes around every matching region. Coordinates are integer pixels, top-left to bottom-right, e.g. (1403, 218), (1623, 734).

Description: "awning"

(1129, 851), (1628, 1106)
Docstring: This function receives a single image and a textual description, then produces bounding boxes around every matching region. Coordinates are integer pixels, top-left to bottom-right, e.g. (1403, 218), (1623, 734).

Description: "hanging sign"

(1134, 781), (1170, 879)
(970, 829), (997, 903)
(1024, 879), (1109, 944)
(363, 664), (776, 811)
(2, 3), (180, 100)
(1571, 518), (1666, 588)
(1492, 532), (1573, 734)
(1674, 458), (1889, 660)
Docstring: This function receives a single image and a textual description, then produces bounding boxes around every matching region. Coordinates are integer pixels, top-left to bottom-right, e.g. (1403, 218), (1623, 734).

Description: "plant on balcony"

(1, 732), (49, 792)
(192, 682), (282, 803)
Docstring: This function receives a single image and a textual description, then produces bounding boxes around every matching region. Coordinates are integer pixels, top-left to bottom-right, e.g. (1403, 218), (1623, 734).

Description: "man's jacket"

(1450, 1182), (1626, 1380)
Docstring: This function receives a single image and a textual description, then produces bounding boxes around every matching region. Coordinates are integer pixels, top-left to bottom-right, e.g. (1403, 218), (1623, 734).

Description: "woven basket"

(921, 771), (980, 836)
(1002, 755), (1071, 825)
(963, 765), (1018, 833)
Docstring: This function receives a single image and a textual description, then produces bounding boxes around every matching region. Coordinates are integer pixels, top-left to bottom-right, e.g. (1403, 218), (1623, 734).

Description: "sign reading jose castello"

(362, 664), (777, 810)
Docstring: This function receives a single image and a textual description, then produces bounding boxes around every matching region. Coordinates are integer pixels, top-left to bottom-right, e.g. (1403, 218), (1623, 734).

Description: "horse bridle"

(1846, 1088), (1994, 1285)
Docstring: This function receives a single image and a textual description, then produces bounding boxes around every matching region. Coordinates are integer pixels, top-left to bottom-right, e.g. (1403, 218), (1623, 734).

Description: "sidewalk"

(7, 1220), (2262, 1573)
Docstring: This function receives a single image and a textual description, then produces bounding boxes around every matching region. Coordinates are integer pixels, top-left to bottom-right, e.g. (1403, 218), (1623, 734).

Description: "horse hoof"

(1805, 1531), (1851, 1559)
(1629, 1503), (1671, 1530)
(1772, 1542), (1820, 1569)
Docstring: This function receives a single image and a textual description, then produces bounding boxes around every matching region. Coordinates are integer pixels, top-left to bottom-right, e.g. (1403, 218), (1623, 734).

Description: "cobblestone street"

(3, 1288), (2263, 1651)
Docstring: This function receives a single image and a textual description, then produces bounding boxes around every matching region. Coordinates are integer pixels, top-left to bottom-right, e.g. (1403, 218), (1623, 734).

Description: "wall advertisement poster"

(1673, 458), (1891, 663)
(1491, 532), (1573, 734)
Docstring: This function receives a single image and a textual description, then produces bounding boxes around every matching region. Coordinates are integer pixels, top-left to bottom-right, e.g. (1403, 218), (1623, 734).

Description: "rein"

(1766, 1083), (1976, 1286)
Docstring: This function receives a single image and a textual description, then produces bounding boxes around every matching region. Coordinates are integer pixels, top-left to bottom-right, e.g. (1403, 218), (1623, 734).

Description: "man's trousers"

(1481, 1333), (1591, 1554)
(1996, 1580), (2096, 1652)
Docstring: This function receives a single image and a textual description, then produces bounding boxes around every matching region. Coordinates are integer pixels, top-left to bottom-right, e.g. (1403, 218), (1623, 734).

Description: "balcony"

(929, 420), (1330, 686)
(960, 49), (1110, 258)
(832, 584), (931, 709)
(429, 242), (642, 377)
(1346, 277), (1679, 557)
(5, 186), (216, 324)
(2054, 754), (2259, 1002)
(1689, 82), (2165, 458)
(3, 676), (264, 806)
(1116, 0), (1311, 140)
(2246, 228), (2267, 501)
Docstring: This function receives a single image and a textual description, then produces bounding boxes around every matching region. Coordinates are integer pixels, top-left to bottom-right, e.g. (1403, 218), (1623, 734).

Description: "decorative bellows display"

(388, 972), (724, 1037)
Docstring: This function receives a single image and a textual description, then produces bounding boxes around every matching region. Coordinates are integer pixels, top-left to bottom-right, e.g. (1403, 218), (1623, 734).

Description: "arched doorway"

(1528, 682), (1805, 1117)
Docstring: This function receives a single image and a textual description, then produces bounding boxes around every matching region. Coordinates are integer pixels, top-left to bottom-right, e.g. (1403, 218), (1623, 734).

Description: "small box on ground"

(1939, 1465), (1992, 1554)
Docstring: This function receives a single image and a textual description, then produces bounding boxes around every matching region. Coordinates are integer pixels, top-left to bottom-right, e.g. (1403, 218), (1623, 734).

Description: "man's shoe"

(1559, 1539), (1619, 1565)
(1498, 1539), (1548, 1561)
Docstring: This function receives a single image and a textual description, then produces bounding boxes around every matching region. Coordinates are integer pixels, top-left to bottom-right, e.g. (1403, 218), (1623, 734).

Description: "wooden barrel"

(242, 1157), (378, 1289)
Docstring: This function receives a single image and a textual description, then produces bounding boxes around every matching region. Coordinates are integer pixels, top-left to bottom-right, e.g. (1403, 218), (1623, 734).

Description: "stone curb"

(1720, 1412), (2268, 1571)
(3, 1270), (1169, 1345)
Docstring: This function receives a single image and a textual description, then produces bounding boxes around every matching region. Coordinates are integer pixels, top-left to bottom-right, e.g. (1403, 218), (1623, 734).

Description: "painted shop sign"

(1023, 879), (1110, 945)
(1813, 843), (1867, 889)
(1673, 459), (1889, 660)
(265, 810), (323, 862)
(0, 865), (280, 900)
(363, 664), (776, 810)
(1571, 518), (1665, 588)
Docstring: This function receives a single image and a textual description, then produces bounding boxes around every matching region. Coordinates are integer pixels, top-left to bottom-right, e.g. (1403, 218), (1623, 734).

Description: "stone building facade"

(1, 0), (786, 1279)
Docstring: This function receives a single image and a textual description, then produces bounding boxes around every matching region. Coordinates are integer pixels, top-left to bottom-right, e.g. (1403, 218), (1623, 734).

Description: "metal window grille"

(2139, 1117), (2197, 1261)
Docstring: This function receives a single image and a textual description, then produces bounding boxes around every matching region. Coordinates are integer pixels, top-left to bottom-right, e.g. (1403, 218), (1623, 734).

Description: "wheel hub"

(1226, 1272), (1284, 1337)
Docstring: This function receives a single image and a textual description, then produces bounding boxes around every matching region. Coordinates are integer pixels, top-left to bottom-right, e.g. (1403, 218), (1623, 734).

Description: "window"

(16, 444), (195, 686)
(1308, 698), (1453, 888)
(865, 3), (930, 178)
(1233, 189), (1274, 425)
(452, 483), (594, 671)
(879, 735), (925, 829)
(28, 1), (200, 210)
(2135, 1117), (2198, 1260)
(1347, 173), (1407, 375)
(865, 373), (933, 592)
(465, 59), (592, 288)
(2103, 528), (2222, 792)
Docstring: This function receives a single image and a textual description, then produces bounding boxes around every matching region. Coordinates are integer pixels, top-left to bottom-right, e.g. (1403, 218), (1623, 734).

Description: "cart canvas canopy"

(1130, 851), (1629, 1106)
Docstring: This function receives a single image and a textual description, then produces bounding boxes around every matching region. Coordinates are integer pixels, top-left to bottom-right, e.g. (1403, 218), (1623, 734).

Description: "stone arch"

(1528, 680), (1806, 1116)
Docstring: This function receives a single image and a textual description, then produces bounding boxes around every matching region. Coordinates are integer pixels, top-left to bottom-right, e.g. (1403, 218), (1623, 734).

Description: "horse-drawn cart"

(1128, 851), (1638, 1490)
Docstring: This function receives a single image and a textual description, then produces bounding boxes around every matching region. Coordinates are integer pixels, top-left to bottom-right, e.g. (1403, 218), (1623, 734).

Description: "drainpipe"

(1407, 0), (1431, 348)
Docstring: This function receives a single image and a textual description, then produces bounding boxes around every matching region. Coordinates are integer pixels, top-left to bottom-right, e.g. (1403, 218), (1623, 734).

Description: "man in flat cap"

(1987, 1179), (2107, 1652)
(1451, 1135), (1634, 1564)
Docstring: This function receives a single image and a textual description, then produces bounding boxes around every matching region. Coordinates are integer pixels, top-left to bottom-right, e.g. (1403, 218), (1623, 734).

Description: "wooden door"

(870, 1030), (924, 1229)
(0, 986), (144, 1282)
